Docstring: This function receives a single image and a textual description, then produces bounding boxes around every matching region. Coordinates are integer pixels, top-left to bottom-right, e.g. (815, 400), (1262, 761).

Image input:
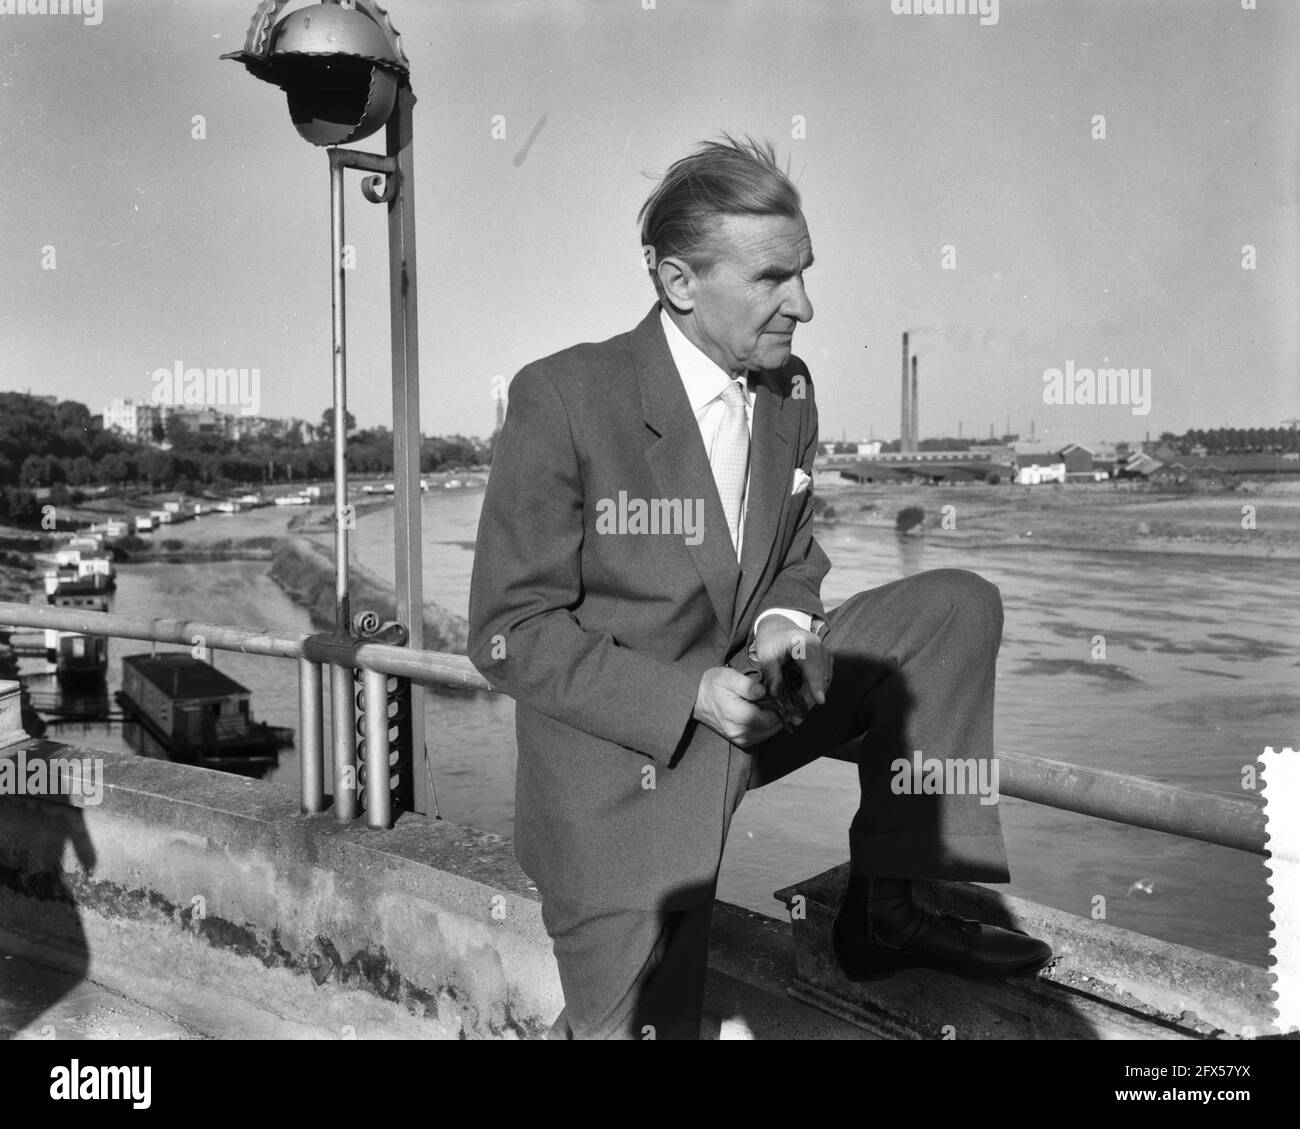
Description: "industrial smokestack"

(911, 354), (919, 452)
(900, 331), (910, 453)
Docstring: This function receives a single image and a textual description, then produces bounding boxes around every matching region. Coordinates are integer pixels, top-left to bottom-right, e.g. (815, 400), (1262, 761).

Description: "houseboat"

(42, 553), (116, 599)
(44, 589), (111, 685)
(51, 592), (110, 614)
(88, 519), (129, 543)
(116, 653), (292, 770)
(48, 631), (109, 685)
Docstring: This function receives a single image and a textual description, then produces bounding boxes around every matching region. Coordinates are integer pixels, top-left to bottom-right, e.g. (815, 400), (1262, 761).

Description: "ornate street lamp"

(224, 0), (428, 828)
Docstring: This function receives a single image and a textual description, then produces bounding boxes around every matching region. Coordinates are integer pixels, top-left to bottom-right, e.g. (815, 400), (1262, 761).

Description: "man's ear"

(656, 256), (695, 312)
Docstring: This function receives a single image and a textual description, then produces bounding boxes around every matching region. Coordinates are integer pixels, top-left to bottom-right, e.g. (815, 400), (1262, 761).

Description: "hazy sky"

(2, 0), (1296, 448)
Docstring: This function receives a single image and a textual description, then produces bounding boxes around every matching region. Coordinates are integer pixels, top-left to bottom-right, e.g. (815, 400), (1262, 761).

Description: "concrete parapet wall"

(9, 736), (1257, 1041)
(0, 740), (559, 1038)
(0, 739), (866, 1040)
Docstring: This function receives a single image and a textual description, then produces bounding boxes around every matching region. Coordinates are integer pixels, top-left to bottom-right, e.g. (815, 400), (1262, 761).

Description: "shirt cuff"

(754, 608), (813, 633)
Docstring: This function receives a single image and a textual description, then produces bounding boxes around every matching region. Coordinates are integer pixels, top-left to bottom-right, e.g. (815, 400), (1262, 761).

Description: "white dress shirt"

(660, 309), (813, 637)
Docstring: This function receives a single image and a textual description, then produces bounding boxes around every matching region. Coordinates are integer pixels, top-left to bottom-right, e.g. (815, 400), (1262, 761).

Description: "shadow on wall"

(0, 798), (96, 1039)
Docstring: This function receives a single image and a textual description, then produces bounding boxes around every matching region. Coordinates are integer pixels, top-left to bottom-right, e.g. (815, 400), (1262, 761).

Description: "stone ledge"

(776, 864), (1276, 1039)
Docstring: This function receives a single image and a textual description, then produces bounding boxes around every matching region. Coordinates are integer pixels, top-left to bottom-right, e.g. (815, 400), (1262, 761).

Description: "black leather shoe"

(832, 904), (1052, 981)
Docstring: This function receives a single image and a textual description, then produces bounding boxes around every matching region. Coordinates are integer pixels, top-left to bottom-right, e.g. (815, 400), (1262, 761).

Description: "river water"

(32, 490), (1294, 967)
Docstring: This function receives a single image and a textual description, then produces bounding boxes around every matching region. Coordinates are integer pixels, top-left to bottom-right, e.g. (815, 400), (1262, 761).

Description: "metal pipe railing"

(0, 599), (1268, 857)
(362, 668), (392, 830)
(297, 658), (325, 814)
(0, 602), (489, 689)
(998, 750), (1265, 855)
(330, 663), (358, 823)
(0, 600), (486, 829)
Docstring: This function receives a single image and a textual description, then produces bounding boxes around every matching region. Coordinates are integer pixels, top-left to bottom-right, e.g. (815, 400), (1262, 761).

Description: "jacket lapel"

(632, 306), (740, 631)
(734, 369), (795, 630)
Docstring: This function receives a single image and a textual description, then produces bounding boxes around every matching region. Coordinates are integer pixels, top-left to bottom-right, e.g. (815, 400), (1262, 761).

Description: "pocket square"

(792, 468), (812, 495)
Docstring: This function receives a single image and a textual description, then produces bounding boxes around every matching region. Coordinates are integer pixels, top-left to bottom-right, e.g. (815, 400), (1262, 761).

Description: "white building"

(102, 398), (164, 443)
(1015, 456), (1067, 485)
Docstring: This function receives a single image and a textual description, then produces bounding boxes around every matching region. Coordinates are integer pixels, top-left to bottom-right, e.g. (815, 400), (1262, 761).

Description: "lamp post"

(223, 0), (429, 827)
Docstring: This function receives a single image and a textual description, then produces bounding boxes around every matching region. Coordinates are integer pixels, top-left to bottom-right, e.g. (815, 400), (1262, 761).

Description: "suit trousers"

(539, 888), (715, 1040)
(538, 566), (1010, 1038)
(748, 566), (1011, 882)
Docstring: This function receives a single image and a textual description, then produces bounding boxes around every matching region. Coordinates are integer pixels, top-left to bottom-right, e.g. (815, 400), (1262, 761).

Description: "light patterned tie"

(711, 379), (750, 557)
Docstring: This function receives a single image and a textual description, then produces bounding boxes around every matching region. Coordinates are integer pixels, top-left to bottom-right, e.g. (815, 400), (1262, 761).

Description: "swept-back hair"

(638, 135), (801, 299)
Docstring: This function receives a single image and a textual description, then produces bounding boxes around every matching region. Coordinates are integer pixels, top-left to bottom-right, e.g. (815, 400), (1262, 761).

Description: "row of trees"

(0, 393), (492, 525)
(1157, 428), (1300, 455)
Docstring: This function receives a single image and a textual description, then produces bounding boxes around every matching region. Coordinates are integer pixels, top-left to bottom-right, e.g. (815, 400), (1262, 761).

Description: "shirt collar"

(660, 307), (752, 413)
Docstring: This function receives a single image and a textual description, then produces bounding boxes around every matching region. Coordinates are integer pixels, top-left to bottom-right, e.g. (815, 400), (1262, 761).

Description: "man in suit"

(468, 136), (1050, 1040)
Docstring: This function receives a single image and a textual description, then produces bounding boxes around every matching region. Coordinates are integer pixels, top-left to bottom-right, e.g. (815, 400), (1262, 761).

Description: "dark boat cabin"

(120, 654), (255, 752)
(57, 633), (108, 680)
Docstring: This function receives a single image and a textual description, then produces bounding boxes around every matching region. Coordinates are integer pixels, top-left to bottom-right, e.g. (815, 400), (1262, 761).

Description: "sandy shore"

(813, 476), (1300, 560)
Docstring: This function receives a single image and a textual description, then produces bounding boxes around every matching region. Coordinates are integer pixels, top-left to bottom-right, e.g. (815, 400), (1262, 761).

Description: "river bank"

(0, 490), (469, 650)
(815, 476), (1300, 560)
(0, 535), (41, 606)
(4, 475), (1298, 646)
(269, 536), (468, 651)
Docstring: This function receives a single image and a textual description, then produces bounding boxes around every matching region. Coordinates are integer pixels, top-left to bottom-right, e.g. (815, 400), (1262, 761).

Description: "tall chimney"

(900, 331), (910, 453)
(911, 354), (919, 452)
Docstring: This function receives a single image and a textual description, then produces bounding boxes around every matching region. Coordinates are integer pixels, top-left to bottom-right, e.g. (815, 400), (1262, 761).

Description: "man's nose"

(783, 277), (813, 323)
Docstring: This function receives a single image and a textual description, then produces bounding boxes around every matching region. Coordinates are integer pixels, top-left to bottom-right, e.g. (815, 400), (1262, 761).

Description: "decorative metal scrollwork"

(360, 170), (399, 204)
(351, 610), (413, 812)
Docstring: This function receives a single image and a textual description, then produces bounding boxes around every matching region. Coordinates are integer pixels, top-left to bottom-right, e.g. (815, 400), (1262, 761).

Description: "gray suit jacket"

(468, 304), (830, 910)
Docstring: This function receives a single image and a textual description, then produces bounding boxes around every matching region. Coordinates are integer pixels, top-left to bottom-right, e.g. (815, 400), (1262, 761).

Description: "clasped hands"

(692, 614), (833, 748)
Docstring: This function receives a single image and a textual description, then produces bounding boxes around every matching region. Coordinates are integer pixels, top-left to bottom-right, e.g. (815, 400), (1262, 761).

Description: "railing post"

(362, 668), (393, 830)
(298, 658), (325, 814)
(331, 662), (358, 821)
(328, 149), (352, 637)
(385, 84), (430, 817)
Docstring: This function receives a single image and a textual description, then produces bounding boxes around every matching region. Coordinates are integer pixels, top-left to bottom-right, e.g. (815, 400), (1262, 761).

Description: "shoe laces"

(937, 911), (982, 934)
